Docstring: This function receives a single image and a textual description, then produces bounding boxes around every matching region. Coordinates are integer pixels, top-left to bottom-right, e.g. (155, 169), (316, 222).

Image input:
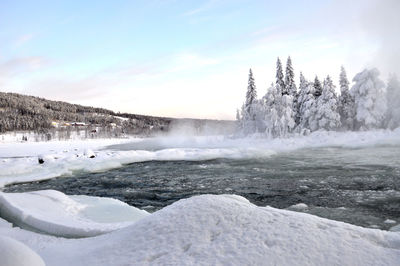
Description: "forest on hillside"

(0, 92), (173, 134)
(237, 57), (400, 137)
(0, 92), (235, 137)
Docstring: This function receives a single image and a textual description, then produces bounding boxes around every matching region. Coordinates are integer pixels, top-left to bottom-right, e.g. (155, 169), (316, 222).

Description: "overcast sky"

(0, 0), (398, 119)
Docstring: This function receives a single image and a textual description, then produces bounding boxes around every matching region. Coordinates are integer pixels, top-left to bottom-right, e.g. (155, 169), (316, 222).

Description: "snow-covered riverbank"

(1, 129), (400, 265)
(1, 129), (400, 188)
(0, 192), (400, 265)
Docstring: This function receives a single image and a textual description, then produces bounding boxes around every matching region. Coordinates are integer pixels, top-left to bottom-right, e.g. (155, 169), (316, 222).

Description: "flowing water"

(4, 141), (400, 230)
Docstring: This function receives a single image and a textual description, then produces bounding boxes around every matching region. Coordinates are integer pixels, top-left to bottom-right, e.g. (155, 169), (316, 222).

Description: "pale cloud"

(0, 56), (48, 79)
(182, 0), (221, 17)
(15, 33), (35, 47)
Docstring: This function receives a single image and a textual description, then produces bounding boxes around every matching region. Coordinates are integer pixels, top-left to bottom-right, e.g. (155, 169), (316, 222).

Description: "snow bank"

(0, 235), (45, 266)
(0, 146), (275, 188)
(1, 129), (400, 188)
(29, 194), (400, 265)
(0, 190), (149, 238)
(0, 193), (399, 265)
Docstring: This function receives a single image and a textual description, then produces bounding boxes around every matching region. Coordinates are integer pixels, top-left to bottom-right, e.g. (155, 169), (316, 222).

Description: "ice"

(0, 190), (149, 238)
(0, 236), (45, 266)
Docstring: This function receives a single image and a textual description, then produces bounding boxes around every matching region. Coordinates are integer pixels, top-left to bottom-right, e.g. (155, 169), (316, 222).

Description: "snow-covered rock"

(287, 202), (308, 211)
(0, 236), (45, 266)
(0, 190), (149, 238)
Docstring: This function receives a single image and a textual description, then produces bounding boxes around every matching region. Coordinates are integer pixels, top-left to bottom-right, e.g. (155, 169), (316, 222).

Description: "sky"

(0, 0), (398, 119)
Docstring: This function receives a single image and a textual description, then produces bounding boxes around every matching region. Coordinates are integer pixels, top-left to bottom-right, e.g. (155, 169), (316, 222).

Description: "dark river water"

(4, 144), (400, 230)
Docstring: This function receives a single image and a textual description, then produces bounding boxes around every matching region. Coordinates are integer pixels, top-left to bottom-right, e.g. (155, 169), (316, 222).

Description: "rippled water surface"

(5, 143), (400, 230)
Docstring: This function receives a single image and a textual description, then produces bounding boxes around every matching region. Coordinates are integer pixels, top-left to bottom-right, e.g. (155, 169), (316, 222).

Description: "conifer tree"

(297, 76), (316, 133)
(245, 69), (257, 113)
(351, 68), (386, 130)
(312, 76), (341, 130)
(338, 66), (355, 130)
(284, 56), (296, 96)
(385, 74), (400, 129)
(241, 69), (258, 134)
(263, 84), (281, 137)
(276, 58), (285, 94)
(313, 76), (322, 98)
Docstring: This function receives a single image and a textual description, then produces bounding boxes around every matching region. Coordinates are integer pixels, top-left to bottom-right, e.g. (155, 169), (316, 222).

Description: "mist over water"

(5, 132), (400, 231)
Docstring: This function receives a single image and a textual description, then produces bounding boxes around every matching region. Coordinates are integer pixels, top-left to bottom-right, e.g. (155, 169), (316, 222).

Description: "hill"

(0, 92), (234, 137)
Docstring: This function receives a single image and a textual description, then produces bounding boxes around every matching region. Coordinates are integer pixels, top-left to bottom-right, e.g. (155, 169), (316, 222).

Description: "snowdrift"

(0, 190), (149, 237)
(4, 194), (393, 265)
(0, 235), (45, 266)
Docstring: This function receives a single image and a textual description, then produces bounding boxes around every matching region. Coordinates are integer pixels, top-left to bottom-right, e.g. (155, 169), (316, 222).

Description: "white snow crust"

(0, 194), (399, 265)
(0, 190), (149, 238)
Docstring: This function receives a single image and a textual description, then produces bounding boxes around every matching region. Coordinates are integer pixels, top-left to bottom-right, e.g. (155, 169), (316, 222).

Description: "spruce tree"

(298, 78), (317, 133)
(276, 58), (285, 94)
(245, 69), (257, 112)
(241, 69), (258, 134)
(313, 76), (341, 130)
(313, 76), (322, 98)
(338, 66), (355, 130)
(385, 74), (400, 129)
(263, 84), (281, 137)
(351, 68), (386, 130)
(285, 56), (296, 96)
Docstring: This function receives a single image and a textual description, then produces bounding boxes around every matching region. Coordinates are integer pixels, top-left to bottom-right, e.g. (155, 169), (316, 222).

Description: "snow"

(0, 193), (399, 265)
(0, 190), (149, 237)
(287, 203), (308, 211)
(0, 216), (12, 228)
(0, 235), (45, 266)
(1, 130), (400, 188)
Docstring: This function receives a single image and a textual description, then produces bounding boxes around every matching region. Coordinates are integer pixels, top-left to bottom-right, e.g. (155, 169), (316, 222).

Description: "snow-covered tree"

(338, 66), (355, 130)
(295, 72), (308, 128)
(280, 92), (296, 135)
(236, 109), (241, 121)
(240, 69), (258, 134)
(385, 74), (400, 129)
(297, 77), (317, 133)
(296, 73), (315, 132)
(351, 68), (387, 130)
(312, 76), (341, 131)
(313, 76), (322, 98)
(284, 56), (296, 96)
(263, 83), (295, 137)
(276, 58), (285, 94)
(263, 84), (281, 137)
(245, 69), (257, 113)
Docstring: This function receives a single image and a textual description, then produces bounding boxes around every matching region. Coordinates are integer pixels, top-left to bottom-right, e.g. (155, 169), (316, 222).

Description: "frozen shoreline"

(0, 192), (399, 265)
(1, 130), (400, 265)
(1, 129), (400, 189)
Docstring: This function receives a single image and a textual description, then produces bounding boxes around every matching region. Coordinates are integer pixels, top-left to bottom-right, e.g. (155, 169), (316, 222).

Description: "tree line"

(0, 92), (172, 134)
(237, 57), (400, 137)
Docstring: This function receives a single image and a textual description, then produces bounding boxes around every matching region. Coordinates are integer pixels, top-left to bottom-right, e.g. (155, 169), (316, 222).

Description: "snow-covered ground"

(1, 130), (400, 265)
(0, 192), (399, 265)
(1, 129), (400, 188)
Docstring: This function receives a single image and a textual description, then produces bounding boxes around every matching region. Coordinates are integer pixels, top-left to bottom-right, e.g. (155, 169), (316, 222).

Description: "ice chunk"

(0, 236), (45, 266)
(0, 190), (149, 238)
(287, 203), (308, 211)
